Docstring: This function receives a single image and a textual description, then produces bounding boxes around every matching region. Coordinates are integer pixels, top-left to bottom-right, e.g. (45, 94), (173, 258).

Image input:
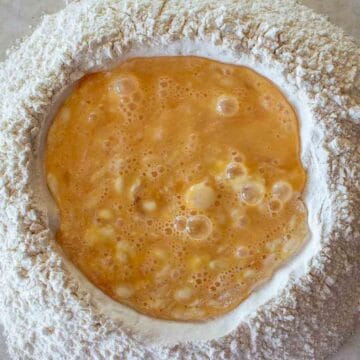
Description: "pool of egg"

(45, 56), (308, 321)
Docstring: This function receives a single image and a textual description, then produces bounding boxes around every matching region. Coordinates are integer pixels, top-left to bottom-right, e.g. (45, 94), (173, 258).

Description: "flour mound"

(0, 1), (359, 359)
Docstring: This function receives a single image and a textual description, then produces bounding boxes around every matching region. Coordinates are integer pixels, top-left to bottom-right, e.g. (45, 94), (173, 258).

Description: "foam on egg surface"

(45, 56), (308, 321)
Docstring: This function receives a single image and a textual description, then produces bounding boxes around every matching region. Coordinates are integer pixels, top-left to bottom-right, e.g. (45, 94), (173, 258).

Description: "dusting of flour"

(0, 0), (359, 359)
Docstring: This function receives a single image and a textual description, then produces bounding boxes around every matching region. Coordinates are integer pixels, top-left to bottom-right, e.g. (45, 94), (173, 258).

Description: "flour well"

(0, 1), (358, 359)
(37, 41), (317, 344)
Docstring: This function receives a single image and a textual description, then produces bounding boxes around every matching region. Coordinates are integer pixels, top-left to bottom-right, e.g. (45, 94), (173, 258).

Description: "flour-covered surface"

(0, 0), (359, 359)
(302, 0), (360, 43)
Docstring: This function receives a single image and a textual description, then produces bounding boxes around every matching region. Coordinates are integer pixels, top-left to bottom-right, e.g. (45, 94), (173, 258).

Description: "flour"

(0, 0), (359, 359)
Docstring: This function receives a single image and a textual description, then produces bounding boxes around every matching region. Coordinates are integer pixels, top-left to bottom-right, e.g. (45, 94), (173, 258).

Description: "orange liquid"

(45, 56), (308, 321)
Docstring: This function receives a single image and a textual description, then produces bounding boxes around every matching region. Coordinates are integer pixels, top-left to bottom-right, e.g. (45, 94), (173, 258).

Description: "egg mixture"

(45, 56), (308, 321)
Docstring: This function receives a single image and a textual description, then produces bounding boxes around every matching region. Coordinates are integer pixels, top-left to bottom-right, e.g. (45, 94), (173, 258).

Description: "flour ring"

(0, 1), (359, 359)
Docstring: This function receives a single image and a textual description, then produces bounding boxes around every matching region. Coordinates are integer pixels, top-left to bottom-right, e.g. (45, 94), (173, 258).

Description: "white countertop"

(0, 1), (358, 359)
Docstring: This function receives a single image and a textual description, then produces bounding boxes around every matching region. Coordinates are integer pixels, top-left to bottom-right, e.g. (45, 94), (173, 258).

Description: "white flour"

(0, 0), (359, 359)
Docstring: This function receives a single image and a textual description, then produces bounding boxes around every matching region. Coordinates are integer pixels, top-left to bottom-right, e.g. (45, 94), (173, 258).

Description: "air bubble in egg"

(272, 181), (292, 202)
(186, 215), (213, 240)
(216, 95), (239, 117)
(239, 180), (265, 206)
(113, 75), (138, 96)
